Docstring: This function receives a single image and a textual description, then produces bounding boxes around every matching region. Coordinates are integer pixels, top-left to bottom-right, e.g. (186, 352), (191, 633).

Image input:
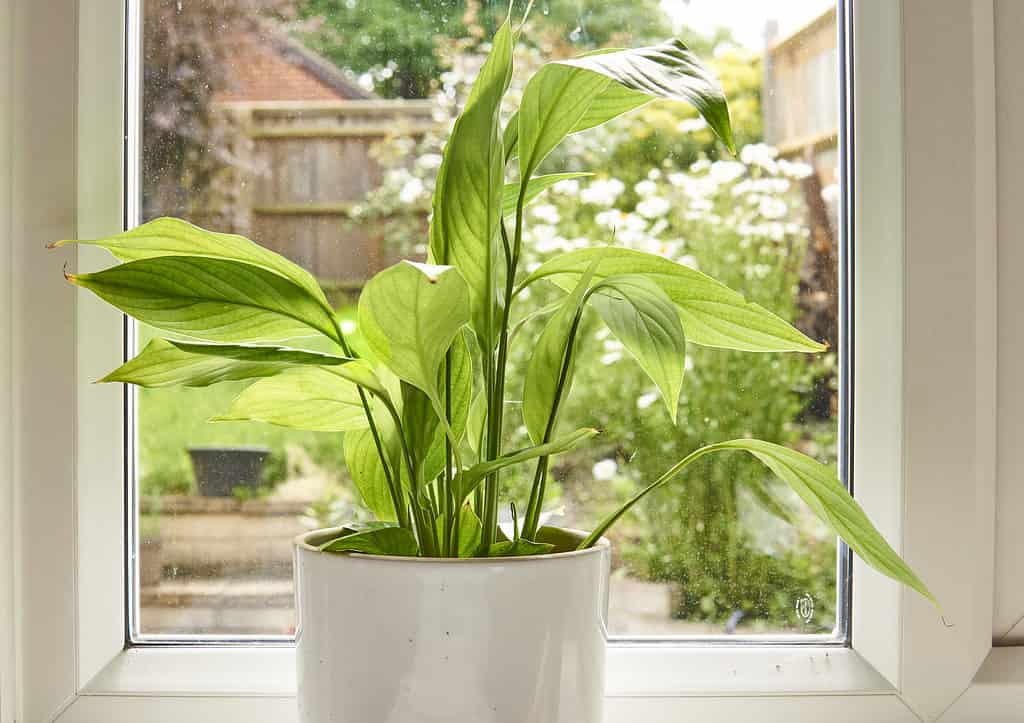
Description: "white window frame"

(1, 0), (1016, 720)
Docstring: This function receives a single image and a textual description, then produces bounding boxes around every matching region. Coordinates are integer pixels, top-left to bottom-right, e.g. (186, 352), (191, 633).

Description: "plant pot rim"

(295, 525), (610, 563)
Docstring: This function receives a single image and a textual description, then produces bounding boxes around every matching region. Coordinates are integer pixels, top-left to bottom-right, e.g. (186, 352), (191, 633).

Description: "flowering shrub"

(494, 145), (839, 627)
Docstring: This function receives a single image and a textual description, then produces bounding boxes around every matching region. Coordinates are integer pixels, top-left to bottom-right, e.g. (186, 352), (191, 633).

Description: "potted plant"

(53, 10), (935, 722)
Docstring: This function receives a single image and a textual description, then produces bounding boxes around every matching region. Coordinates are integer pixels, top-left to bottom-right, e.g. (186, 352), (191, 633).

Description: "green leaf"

(522, 260), (602, 444)
(487, 539), (555, 557)
(428, 20), (514, 349)
(716, 440), (936, 605)
(441, 505), (483, 558)
(501, 172), (592, 217)
(52, 217), (333, 312)
(556, 40), (734, 153)
(535, 525), (585, 553)
(503, 85), (647, 163)
(580, 439), (937, 606)
(517, 66), (612, 181)
(99, 338), (354, 388)
(213, 366), (369, 432)
(521, 248), (825, 352)
(68, 256), (340, 344)
(344, 428), (398, 521)
(741, 478), (797, 526)
(591, 276), (686, 423)
(401, 382), (440, 485)
(319, 527), (419, 556)
(570, 81), (651, 136)
(358, 261), (471, 419)
(516, 39), (734, 186)
(420, 329), (475, 481)
(466, 385), (488, 457)
(456, 427), (599, 500)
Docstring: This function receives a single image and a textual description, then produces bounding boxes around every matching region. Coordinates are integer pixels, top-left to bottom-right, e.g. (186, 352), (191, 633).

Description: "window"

(6, 0), (1009, 720)
(130, 0), (846, 642)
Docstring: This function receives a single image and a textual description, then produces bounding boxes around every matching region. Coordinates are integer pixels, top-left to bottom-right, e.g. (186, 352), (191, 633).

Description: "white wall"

(0, 0), (16, 718)
(994, 0), (1024, 644)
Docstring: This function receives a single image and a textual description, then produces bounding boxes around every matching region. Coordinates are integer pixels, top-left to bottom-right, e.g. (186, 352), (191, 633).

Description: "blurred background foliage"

(139, 0), (838, 630)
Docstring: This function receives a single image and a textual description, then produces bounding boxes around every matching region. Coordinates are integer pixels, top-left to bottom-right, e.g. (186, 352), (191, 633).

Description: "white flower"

(595, 209), (623, 229)
(637, 196), (671, 219)
(592, 459), (618, 481)
(777, 158), (814, 179)
(636, 391), (659, 410)
(678, 255), (699, 270)
(732, 178), (790, 196)
(709, 160), (746, 185)
(740, 143), (780, 172)
(647, 168), (662, 180)
(398, 177), (425, 204)
(668, 172), (687, 188)
(634, 180), (658, 197)
(678, 117), (708, 133)
(416, 153), (443, 171)
(530, 203), (561, 225)
(758, 197), (788, 220)
(581, 178), (625, 206)
(821, 183), (840, 207)
(552, 178), (580, 195)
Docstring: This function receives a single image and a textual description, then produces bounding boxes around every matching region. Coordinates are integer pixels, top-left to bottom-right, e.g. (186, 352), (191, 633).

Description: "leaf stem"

(522, 301), (586, 537)
(382, 395), (438, 556)
(480, 213), (521, 551)
(332, 317), (410, 530)
(578, 444), (720, 549)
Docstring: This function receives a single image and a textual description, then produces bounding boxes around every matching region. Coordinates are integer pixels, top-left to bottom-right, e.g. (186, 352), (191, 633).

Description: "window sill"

(67, 645), (1024, 722)
(82, 643), (892, 698)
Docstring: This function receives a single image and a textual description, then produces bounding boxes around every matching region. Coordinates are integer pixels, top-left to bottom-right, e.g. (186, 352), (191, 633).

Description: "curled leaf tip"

(47, 239), (68, 249)
(62, 264), (78, 284)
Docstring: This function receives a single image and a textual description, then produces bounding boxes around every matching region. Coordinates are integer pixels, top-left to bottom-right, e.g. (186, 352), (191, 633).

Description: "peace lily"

(54, 12), (934, 606)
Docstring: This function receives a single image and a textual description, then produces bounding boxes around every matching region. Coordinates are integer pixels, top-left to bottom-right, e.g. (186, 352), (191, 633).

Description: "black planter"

(188, 446), (271, 497)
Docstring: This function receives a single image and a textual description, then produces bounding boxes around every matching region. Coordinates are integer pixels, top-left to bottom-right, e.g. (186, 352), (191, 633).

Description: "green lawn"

(136, 307), (356, 496)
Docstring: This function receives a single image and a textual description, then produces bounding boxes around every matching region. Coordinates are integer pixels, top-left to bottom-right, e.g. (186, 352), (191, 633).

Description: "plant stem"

(577, 444), (725, 549)
(382, 397), (437, 556)
(443, 348), (456, 556)
(332, 318), (410, 530)
(522, 303), (585, 538)
(480, 214), (520, 550)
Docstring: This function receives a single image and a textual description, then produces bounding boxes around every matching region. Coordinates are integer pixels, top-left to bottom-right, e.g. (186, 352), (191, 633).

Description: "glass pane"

(135, 0), (842, 638)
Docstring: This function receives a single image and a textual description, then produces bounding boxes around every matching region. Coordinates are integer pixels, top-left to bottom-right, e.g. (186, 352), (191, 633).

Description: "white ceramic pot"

(294, 527), (611, 723)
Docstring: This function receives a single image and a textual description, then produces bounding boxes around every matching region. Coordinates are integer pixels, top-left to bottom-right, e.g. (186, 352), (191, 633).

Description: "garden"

(137, 0), (840, 635)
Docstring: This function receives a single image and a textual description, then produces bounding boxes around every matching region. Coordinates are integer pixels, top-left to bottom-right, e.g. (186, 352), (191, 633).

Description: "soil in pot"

(188, 445), (271, 497)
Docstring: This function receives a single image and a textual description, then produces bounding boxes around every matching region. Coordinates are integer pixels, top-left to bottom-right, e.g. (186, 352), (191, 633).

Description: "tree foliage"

(297, 0), (672, 98)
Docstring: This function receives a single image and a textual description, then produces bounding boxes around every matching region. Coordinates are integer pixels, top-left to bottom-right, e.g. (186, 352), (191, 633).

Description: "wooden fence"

(210, 99), (436, 287)
(763, 5), (838, 182)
